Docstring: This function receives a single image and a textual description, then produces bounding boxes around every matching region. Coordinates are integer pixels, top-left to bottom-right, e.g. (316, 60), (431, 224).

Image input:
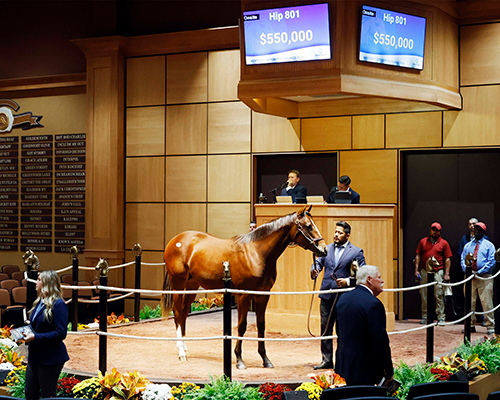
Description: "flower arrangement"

(142, 383), (173, 400)
(98, 368), (150, 400)
(57, 376), (82, 397)
(182, 375), (261, 400)
(0, 344), (24, 368)
(73, 377), (104, 399)
(307, 371), (346, 389)
(5, 365), (27, 398)
(294, 382), (322, 400)
(0, 325), (13, 338)
(94, 313), (131, 325)
(171, 382), (200, 400)
(68, 322), (91, 331)
(190, 295), (223, 312)
(258, 382), (291, 400)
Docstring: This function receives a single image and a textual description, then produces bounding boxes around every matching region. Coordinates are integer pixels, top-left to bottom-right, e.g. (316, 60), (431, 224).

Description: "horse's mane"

(233, 212), (297, 244)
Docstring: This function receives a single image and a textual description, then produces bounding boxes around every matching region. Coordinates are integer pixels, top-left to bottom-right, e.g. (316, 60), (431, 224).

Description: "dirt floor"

(63, 309), (490, 384)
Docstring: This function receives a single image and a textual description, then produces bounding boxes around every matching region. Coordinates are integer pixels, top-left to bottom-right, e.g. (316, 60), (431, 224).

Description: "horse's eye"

(306, 225), (313, 231)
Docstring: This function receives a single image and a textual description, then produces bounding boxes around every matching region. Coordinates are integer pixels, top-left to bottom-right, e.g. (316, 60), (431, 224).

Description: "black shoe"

(314, 361), (333, 370)
(461, 327), (476, 333)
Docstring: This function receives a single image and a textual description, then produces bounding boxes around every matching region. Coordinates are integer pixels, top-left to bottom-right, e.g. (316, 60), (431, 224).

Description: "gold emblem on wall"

(0, 99), (43, 133)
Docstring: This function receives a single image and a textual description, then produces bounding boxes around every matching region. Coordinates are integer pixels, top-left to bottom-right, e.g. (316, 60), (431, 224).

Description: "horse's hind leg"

(172, 292), (189, 361)
(255, 294), (274, 368)
(179, 278), (198, 357)
(234, 294), (252, 370)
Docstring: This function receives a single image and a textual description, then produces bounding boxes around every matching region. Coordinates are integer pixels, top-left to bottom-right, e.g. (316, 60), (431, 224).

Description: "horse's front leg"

(254, 294), (273, 368)
(234, 294), (252, 370)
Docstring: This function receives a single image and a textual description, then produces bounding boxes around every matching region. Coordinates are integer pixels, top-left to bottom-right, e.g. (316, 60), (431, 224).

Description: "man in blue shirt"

(461, 222), (496, 335)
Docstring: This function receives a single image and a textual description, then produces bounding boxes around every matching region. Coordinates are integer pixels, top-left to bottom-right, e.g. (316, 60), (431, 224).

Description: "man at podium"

(280, 169), (307, 204)
(326, 175), (360, 204)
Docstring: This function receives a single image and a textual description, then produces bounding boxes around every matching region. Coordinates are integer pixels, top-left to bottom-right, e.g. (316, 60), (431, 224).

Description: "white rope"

(388, 324), (436, 335)
(475, 302), (500, 315)
(78, 292), (134, 303)
(54, 265), (74, 274)
(97, 331), (338, 341)
(141, 262), (166, 266)
(67, 330), (98, 335)
(473, 268), (500, 280)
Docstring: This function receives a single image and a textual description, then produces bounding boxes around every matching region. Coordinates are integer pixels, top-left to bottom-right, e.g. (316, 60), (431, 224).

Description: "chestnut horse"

(161, 205), (327, 369)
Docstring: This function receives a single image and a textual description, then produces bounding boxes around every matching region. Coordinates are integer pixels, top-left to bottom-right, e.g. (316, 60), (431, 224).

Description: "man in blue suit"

(311, 221), (366, 370)
(326, 175), (361, 204)
(335, 265), (394, 386)
(280, 169), (307, 203)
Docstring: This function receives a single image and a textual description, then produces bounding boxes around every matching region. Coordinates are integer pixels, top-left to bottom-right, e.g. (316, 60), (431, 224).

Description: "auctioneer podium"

(255, 204), (396, 335)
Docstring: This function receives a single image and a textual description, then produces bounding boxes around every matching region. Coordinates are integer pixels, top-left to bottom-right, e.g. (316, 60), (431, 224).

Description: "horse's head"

(425, 256), (439, 272)
(292, 205), (328, 257)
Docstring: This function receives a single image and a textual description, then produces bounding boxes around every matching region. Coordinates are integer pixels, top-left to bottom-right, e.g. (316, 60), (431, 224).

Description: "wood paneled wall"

(123, 20), (500, 316)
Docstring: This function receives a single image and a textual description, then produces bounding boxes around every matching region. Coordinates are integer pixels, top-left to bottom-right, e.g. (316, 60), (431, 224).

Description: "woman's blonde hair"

(30, 270), (62, 322)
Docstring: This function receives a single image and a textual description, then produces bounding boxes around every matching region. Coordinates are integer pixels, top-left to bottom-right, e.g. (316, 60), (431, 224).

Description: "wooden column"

(73, 37), (126, 273)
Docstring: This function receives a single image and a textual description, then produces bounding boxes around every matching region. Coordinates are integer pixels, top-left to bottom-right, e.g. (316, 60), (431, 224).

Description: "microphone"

(280, 181), (289, 189)
(329, 186), (338, 193)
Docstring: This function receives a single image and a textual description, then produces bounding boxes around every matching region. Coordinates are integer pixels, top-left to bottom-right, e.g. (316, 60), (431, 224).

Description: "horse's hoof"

(236, 360), (247, 370)
(263, 360), (274, 368)
(179, 355), (187, 362)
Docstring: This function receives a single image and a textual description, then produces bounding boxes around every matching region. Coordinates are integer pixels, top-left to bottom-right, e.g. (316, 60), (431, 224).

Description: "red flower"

(259, 382), (292, 400)
(57, 376), (82, 396)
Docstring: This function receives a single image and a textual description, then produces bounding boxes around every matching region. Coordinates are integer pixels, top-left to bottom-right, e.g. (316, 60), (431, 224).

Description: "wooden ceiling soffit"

(239, 74), (462, 118)
(0, 74), (86, 99)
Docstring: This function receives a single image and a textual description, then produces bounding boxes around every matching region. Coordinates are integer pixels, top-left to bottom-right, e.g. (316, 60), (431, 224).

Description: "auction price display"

(243, 3), (331, 65)
(359, 5), (426, 70)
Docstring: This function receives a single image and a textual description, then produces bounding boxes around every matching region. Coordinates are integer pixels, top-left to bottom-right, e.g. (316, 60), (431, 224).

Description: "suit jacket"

(326, 188), (360, 204)
(335, 285), (393, 384)
(312, 242), (366, 300)
(28, 298), (69, 366)
(280, 184), (307, 203)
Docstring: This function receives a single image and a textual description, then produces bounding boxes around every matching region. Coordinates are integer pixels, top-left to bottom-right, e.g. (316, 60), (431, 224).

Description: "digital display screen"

(243, 3), (331, 65)
(359, 5), (426, 70)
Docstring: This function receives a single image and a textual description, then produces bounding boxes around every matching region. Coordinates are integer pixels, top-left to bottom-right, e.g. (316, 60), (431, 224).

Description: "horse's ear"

(298, 205), (307, 216)
(307, 204), (312, 213)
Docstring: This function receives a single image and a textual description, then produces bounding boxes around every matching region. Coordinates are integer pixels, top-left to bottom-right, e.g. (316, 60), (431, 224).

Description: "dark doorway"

(255, 153), (337, 205)
(402, 149), (500, 320)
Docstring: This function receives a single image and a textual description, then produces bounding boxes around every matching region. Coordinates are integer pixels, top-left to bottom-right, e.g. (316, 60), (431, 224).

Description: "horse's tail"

(161, 272), (173, 317)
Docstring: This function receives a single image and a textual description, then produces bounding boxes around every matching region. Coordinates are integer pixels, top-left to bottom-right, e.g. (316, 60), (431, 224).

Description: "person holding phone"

(23, 270), (69, 400)
(310, 221), (366, 370)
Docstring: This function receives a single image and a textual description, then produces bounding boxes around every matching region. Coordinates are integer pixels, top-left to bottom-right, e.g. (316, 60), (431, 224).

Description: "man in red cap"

(461, 222), (496, 335)
(414, 222), (452, 325)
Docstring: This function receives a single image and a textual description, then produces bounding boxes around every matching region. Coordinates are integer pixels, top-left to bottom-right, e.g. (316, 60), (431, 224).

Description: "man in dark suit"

(335, 265), (394, 386)
(326, 175), (360, 204)
(311, 221), (366, 370)
(280, 169), (307, 203)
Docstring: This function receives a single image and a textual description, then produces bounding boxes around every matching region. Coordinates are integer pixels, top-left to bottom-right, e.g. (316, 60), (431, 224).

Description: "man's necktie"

(471, 242), (480, 271)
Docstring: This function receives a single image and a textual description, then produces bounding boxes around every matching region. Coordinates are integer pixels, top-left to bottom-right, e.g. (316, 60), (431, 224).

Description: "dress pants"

(420, 269), (445, 321)
(25, 362), (64, 400)
(471, 275), (495, 327)
(320, 295), (339, 365)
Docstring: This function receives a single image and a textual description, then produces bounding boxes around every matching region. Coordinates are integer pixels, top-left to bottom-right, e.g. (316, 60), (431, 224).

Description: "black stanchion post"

(133, 244), (142, 323)
(426, 271), (435, 363)
(464, 265), (472, 343)
(70, 246), (79, 331)
(97, 259), (109, 374)
(23, 250), (39, 310)
(222, 261), (232, 381)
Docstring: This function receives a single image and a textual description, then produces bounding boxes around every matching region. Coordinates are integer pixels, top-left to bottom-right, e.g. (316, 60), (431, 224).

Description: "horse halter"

(292, 213), (324, 248)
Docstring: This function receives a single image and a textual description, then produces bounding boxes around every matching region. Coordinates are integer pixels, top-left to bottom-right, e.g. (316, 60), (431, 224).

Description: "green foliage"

(457, 338), (500, 374)
(5, 366), (26, 398)
(393, 361), (436, 400)
(140, 305), (162, 320)
(184, 375), (262, 400)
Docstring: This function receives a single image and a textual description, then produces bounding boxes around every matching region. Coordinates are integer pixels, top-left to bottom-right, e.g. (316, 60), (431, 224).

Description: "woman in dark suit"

(23, 270), (70, 400)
